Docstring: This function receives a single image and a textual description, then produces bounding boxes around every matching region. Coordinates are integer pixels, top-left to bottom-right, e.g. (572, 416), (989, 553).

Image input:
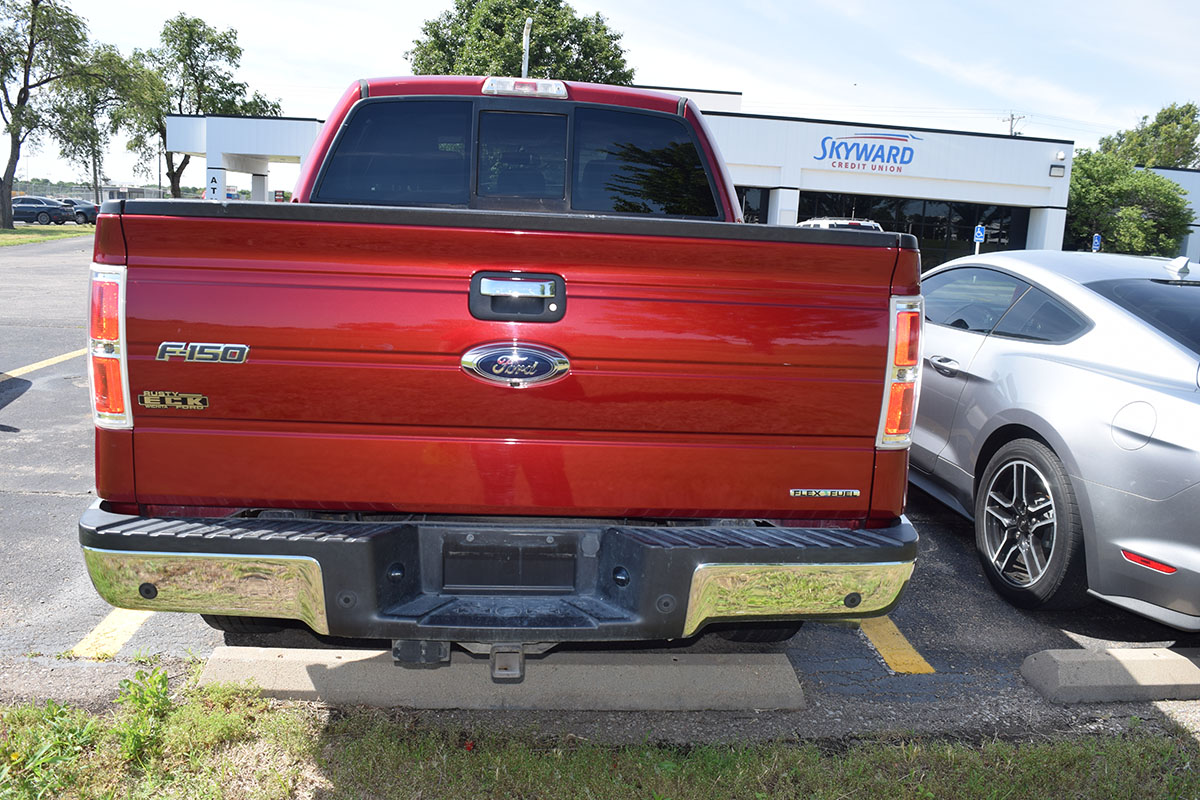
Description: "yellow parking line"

(0, 348), (88, 383)
(69, 609), (154, 660)
(860, 615), (935, 674)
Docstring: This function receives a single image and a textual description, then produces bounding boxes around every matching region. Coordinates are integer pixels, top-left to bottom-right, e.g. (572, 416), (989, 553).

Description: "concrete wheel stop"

(199, 646), (806, 711)
(1021, 648), (1200, 703)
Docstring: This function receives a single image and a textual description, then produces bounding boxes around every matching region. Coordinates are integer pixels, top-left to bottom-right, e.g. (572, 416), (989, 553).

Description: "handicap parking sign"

(973, 225), (985, 243)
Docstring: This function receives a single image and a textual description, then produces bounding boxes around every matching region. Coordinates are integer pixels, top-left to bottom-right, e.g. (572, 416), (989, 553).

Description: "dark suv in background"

(58, 198), (99, 224)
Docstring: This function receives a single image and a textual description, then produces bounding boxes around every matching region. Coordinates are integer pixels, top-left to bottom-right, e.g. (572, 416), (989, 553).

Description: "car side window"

(992, 287), (1088, 343)
(922, 267), (1030, 334)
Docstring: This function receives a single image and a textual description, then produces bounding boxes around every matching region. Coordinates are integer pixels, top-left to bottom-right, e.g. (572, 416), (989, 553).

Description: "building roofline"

(703, 110), (1075, 145)
(634, 84), (742, 96)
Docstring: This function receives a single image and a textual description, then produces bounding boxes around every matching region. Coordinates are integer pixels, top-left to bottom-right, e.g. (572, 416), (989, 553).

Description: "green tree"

(1065, 149), (1192, 255)
(1098, 102), (1200, 169)
(408, 0), (633, 85)
(48, 45), (137, 203)
(114, 14), (280, 198)
(0, 0), (90, 228)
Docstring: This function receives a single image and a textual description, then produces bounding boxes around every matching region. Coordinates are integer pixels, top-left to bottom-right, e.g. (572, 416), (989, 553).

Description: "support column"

(1026, 208), (1067, 250)
(768, 188), (800, 226)
(205, 166), (227, 202)
(251, 174), (267, 202)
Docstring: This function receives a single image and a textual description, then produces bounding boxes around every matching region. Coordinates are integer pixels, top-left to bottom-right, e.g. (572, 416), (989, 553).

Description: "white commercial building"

(669, 88), (1074, 268)
(1149, 166), (1200, 261)
(165, 114), (323, 201)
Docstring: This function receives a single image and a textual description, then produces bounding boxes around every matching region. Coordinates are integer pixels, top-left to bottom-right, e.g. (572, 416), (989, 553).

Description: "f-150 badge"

(156, 342), (249, 363)
(461, 343), (570, 388)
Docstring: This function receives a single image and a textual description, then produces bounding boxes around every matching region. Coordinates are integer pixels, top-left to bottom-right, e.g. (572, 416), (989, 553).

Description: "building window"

(735, 186), (771, 224)
(796, 191), (1030, 269)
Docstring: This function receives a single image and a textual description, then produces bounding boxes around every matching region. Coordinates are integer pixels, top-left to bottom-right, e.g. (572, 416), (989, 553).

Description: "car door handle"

(929, 356), (960, 377)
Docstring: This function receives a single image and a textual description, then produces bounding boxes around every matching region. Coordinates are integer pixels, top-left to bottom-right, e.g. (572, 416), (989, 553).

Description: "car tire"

(75, 212), (87, 225)
(974, 438), (1089, 610)
(36, 211), (50, 225)
(53, 219), (65, 225)
(713, 622), (803, 643)
(200, 614), (286, 634)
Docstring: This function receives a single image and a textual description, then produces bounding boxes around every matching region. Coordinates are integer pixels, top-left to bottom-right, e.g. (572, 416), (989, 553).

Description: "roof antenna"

(521, 17), (533, 78)
(1167, 255), (1191, 279)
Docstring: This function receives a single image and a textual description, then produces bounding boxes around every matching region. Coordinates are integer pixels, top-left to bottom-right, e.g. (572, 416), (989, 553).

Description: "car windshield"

(1086, 278), (1200, 357)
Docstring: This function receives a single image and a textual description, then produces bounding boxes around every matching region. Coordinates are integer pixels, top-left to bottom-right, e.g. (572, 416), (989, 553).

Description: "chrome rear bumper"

(80, 501), (917, 642)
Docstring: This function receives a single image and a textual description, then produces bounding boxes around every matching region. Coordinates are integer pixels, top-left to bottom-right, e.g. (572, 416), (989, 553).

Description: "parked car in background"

(12, 196), (68, 225)
(59, 198), (99, 224)
(797, 217), (884, 231)
(911, 250), (1200, 631)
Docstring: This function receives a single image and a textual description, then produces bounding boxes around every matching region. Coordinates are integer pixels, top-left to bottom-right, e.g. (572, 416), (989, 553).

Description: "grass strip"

(1, 670), (1197, 799)
(0, 226), (94, 247)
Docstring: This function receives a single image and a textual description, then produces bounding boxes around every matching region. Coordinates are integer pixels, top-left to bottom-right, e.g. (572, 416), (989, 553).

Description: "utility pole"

(1004, 111), (1026, 136)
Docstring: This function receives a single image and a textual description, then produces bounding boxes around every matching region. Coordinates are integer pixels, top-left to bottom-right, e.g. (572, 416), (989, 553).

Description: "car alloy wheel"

(982, 459), (1055, 587)
(36, 211), (50, 225)
(973, 438), (1090, 610)
(76, 212), (87, 224)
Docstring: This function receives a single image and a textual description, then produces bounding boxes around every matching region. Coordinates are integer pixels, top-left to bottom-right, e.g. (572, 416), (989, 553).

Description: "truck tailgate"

(119, 208), (905, 519)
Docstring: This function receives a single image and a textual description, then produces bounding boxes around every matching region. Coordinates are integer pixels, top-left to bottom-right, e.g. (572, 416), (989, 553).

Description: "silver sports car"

(911, 250), (1200, 630)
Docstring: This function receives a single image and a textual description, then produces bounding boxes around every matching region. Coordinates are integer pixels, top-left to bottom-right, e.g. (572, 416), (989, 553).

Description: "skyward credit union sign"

(813, 132), (922, 174)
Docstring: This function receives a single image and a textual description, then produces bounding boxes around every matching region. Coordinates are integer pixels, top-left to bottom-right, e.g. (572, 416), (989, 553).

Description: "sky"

(17, 0), (1200, 193)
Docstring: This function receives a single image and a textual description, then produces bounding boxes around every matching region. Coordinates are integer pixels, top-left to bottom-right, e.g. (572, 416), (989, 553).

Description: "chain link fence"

(12, 182), (168, 201)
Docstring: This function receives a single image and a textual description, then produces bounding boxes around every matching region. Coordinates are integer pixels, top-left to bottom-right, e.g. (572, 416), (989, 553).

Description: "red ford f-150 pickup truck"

(80, 76), (922, 677)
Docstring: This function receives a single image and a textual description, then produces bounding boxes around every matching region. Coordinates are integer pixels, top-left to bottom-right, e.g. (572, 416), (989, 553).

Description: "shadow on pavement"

(0, 375), (31, 421)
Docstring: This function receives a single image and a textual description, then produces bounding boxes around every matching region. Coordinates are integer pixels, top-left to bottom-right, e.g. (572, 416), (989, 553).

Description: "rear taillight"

(89, 265), (131, 428)
(877, 297), (922, 449)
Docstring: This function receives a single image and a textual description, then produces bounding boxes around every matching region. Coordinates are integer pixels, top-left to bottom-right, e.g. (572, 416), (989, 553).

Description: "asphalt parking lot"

(2, 235), (1198, 744)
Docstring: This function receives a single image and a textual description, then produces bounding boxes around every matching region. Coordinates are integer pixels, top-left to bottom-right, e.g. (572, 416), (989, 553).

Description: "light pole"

(521, 17), (533, 78)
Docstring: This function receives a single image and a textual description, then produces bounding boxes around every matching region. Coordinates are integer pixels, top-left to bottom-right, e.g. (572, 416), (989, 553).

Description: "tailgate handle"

(469, 272), (566, 323)
(479, 277), (556, 299)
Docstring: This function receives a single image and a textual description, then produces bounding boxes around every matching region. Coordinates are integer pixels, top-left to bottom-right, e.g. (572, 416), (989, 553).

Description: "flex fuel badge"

(138, 391), (209, 411)
(790, 489), (861, 498)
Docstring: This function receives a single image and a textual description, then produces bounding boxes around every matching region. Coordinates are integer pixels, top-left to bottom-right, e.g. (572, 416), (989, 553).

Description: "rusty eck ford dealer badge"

(461, 343), (570, 388)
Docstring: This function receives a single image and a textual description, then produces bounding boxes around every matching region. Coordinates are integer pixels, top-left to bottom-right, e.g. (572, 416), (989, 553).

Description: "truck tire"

(201, 614), (286, 634)
(974, 438), (1090, 610)
(713, 622), (802, 643)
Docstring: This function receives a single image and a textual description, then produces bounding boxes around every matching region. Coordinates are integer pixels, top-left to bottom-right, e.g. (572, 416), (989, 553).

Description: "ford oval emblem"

(461, 343), (570, 388)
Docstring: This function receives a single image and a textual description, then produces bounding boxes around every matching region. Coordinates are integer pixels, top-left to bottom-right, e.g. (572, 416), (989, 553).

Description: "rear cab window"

(478, 111), (567, 200)
(572, 107), (717, 217)
(312, 97), (720, 219)
(314, 100), (472, 206)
